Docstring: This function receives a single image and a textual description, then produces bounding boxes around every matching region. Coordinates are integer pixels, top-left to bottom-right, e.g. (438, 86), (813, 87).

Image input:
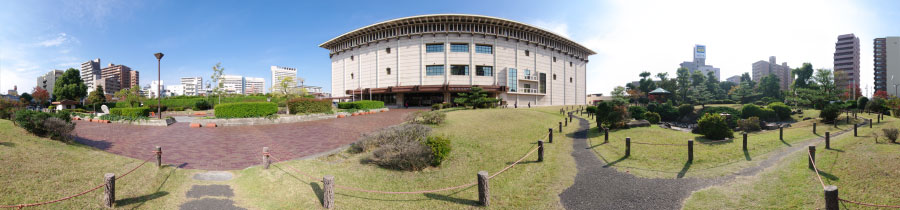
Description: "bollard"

(559, 122), (562, 133)
(779, 126), (783, 140)
(263, 147), (271, 169)
(878, 114), (881, 123)
(604, 128), (609, 143)
(870, 119), (873, 128)
(155, 146), (162, 168)
(104, 173), (115, 208)
(548, 128), (553, 143)
(688, 140), (694, 162)
(854, 123), (858, 137)
(323, 175), (334, 209)
(537, 140), (544, 162)
(846, 115), (849, 124)
(565, 119), (568, 127)
(478, 171), (490, 206)
(813, 122), (817, 134)
(826, 131), (831, 149)
(742, 132), (748, 151)
(824, 185), (838, 210)
(625, 137), (631, 157)
(808, 146), (816, 169)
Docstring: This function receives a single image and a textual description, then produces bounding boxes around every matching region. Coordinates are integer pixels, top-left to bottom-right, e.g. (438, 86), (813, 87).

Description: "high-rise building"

(166, 85), (184, 97)
(181, 77), (203, 96)
(36, 70), (64, 97)
(271, 66), (297, 94)
(874, 37), (900, 96)
(81, 58), (102, 93)
(834, 34), (860, 96)
(725, 75), (742, 84)
(148, 80), (165, 98)
(752, 56), (793, 90)
(101, 63), (140, 93)
(244, 77), (265, 94)
(221, 75), (244, 94)
(679, 44), (721, 81)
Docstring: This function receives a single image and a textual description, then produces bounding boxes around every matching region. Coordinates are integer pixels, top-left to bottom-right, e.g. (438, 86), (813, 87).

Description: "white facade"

(148, 80), (165, 98)
(81, 58), (102, 93)
(271, 66), (297, 93)
(221, 75), (244, 94)
(166, 85), (184, 97)
(320, 14), (594, 106)
(680, 44), (720, 81)
(181, 77), (203, 96)
(245, 77), (265, 94)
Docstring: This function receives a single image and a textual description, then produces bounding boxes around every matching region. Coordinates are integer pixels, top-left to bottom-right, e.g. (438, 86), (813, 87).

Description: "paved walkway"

(559, 116), (853, 209)
(73, 109), (421, 170)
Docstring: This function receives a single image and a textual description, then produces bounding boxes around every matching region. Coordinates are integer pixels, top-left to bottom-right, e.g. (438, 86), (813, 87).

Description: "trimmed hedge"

(697, 113), (734, 140)
(768, 102), (791, 120)
(698, 106), (741, 127)
(287, 98), (332, 114)
(214, 102), (278, 118)
(338, 100), (385, 110)
(109, 107), (151, 117)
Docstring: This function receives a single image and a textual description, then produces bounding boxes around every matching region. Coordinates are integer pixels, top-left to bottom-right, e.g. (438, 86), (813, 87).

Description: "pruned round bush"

(857, 97), (869, 111)
(350, 124), (438, 170)
(407, 111), (447, 125)
(585, 105), (598, 114)
(678, 104), (694, 117)
(287, 98), (331, 114)
(820, 103), (841, 123)
(768, 102), (791, 120)
(338, 100), (385, 110)
(698, 106), (740, 127)
(738, 117), (761, 132)
(883, 128), (899, 143)
(350, 124), (432, 153)
(369, 138), (433, 171)
(214, 102), (278, 118)
(697, 113), (734, 140)
(14, 110), (73, 141)
(109, 107), (151, 118)
(656, 103), (679, 121)
(193, 100), (212, 110)
(424, 135), (452, 166)
(43, 117), (74, 142)
(740, 104), (762, 119)
(628, 105), (647, 120)
(148, 104), (167, 112)
(643, 112), (660, 124)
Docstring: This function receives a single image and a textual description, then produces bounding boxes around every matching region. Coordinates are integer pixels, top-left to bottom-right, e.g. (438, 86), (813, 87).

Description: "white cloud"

(531, 20), (571, 38)
(38, 33), (69, 47)
(578, 0), (878, 96)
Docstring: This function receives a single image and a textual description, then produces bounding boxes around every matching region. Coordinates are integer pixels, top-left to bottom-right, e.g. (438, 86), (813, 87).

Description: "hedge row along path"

(72, 108), (423, 170)
(559, 116), (858, 210)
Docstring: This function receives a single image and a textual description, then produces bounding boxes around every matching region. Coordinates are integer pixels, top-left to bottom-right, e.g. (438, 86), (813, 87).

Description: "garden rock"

(626, 120), (651, 128)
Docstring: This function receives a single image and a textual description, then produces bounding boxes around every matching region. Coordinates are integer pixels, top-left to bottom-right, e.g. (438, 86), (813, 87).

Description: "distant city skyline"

(2, 0), (900, 97)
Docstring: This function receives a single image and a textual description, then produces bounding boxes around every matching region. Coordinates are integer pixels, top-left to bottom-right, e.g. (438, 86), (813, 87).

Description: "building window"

(524, 69), (531, 76)
(553, 57), (557, 62)
(386, 47), (391, 54)
(570, 77), (573, 83)
(426, 44), (444, 53)
(426, 65), (444, 76)
(539, 73), (547, 93)
(525, 50), (530, 56)
(476, 66), (493, 76)
(553, 74), (557, 80)
(475, 44), (493, 54)
(351, 55), (354, 61)
(386, 68), (391, 75)
(351, 73), (354, 79)
(451, 65), (469, 75)
(450, 43), (469, 52)
(508, 68), (518, 92)
(570, 62), (573, 67)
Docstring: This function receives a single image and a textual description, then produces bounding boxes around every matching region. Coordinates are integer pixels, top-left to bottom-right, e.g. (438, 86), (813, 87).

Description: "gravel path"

(559, 116), (858, 210)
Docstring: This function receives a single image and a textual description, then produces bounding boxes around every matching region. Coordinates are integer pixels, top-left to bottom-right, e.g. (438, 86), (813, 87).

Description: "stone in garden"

(626, 120), (651, 128)
(101, 105), (110, 114)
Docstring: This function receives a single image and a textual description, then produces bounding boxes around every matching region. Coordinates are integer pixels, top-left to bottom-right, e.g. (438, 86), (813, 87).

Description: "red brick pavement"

(73, 109), (422, 170)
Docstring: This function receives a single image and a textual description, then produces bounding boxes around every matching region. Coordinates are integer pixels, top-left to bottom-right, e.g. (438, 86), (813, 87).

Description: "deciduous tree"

(52, 68), (87, 101)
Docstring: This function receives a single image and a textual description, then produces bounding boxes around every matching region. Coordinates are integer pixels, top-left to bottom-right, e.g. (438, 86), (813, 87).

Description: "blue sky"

(1, 0), (899, 96)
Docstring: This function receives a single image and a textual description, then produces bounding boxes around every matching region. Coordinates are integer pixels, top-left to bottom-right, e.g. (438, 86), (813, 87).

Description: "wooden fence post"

(263, 147), (270, 169)
(813, 122), (817, 134)
(825, 132), (830, 149)
(604, 128), (609, 143)
(870, 119), (873, 128)
(854, 123), (858, 137)
(688, 140), (694, 162)
(625, 137), (631, 157)
(478, 171), (490, 206)
(155, 146), (162, 168)
(538, 140), (544, 162)
(103, 173), (115, 208)
(548, 128), (553, 143)
(742, 132), (748, 151)
(824, 185), (838, 210)
(808, 146), (816, 169)
(559, 122), (562, 133)
(565, 119), (568, 127)
(779, 126), (783, 140)
(323, 175), (334, 209)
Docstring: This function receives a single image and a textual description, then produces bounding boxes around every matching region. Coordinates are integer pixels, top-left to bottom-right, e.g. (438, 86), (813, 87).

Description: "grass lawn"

(0, 120), (192, 209)
(587, 111), (873, 178)
(231, 106), (579, 209)
(683, 115), (900, 209)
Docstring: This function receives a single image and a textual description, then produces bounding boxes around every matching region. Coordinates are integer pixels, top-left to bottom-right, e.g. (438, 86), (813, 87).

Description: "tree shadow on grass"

(0, 142), (15, 147)
(676, 161), (692, 178)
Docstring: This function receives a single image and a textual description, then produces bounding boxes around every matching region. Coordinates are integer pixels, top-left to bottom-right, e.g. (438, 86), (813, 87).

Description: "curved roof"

(319, 14), (596, 57)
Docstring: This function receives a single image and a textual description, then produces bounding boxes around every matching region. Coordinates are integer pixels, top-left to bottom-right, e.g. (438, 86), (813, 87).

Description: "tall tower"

(834, 34), (860, 98)
(693, 44), (706, 66)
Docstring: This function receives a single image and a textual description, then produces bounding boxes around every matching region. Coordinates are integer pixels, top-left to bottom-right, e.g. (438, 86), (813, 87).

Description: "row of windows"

(425, 43), (493, 54)
(424, 65), (495, 76)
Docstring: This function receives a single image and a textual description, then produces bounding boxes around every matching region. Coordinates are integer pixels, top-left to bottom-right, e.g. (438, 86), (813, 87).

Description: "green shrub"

(643, 112), (660, 124)
(68, 108), (89, 113)
(656, 103), (679, 121)
(431, 103), (443, 110)
(867, 98), (887, 114)
(768, 102), (791, 120)
(628, 106), (647, 120)
(697, 113), (734, 140)
(607, 106), (629, 129)
(844, 100), (857, 109)
(193, 100), (212, 110)
(595, 102), (612, 126)
(339, 100), (385, 110)
(424, 135), (452, 166)
(645, 103), (659, 113)
(148, 104), (167, 112)
(820, 103), (841, 123)
(697, 106), (741, 127)
(214, 102), (278, 118)
(13, 110), (73, 141)
(351, 124), (436, 171)
(109, 107), (151, 118)
(100, 114), (149, 122)
(287, 98), (332, 114)
(740, 104), (766, 119)
(883, 128), (898, 143)
(585, 106), (598, 114)
(678, 104), (694, 117)
(169, 107), (185, 111)
(407, 111), (447, 125)
(738, 117), (761, 132)
(857, 97), (869, 111)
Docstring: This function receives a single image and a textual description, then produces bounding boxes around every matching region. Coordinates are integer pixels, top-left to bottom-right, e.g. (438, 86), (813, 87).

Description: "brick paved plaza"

(73, 109), (420, 170)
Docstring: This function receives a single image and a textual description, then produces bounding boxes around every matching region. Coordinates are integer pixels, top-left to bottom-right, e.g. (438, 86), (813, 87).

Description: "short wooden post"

(559, 122), (563, 132)
(846, 115), (849, 124)
(565, 119), (568, 127)
(103, 173), (115, 208)
(625, 137), (631, 157)
(779, 126), (783, 140)
(323, 175), (334, 209)
(853, 123), (858, 137)
(870, 119), (873, 128)
(537, 140), (544, 162)
(477, 171), (490, 206)
(825, 132), (830, 149)
(742, 132), (748, 151)
(548, 128), (553, 143)
(808, 146), (816, 169)
(824, 185), (838, 210)
(813, 122), (817, 134)
(878, 114), (882, 123)
(604, 128), (609, 143)
(263, 147), (270, 169)
(688, 140), (694, 162)
(155, 146), (162, 168)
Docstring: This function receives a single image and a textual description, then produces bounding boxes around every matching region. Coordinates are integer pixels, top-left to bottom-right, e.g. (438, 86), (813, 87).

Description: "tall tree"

(19, 93), (32, 105)
(758, 74), (783, 99)
(32, 87), (50, 107)
(813, 68), (835, 94)
(114, 85), (144, 107)
(656, 72), (677, 94)
(53, 68), (87, 101)
(210, 62), (226, 104)
(87, 85), (106, 113)
(638, 71), (656, 93)
(676, 67), (691, 102)
(791, 63), (814, 89)
(455, 86), (499, 109)
(705, 71), (722, 99)
(740, 72), (756, 89)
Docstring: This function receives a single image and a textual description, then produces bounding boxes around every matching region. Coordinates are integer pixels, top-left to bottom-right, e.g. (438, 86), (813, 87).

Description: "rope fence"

(807, 148), (900, 209)
(0, 154), (156, 209)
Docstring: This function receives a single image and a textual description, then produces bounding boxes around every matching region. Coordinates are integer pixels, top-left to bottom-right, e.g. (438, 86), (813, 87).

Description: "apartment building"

(244, 77), (265, 94)
(752, 56), (793, 90)
(271, 66), (297, 93)
(181, 77), (203, 96)
(834, 34), (861, 95)
(36, 70), (64, 97)
(874, 37), (900, 96)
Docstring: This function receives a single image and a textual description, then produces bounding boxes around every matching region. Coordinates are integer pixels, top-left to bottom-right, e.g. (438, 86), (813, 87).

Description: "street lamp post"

(154, 52), (164, 119)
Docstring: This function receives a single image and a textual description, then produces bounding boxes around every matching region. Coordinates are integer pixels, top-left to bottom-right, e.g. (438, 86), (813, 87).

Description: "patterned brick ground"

(73, 109), (421, 170)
